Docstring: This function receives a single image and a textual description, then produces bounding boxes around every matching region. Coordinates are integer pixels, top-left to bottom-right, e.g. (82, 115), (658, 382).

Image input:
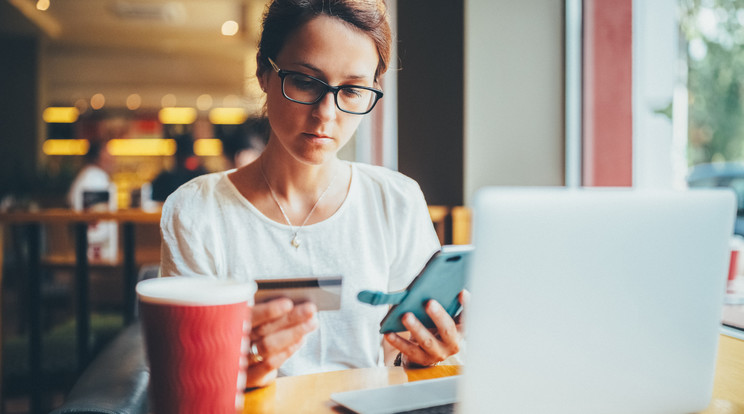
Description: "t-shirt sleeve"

(386, 179), (441, 292)
(159, 183), (219, 277)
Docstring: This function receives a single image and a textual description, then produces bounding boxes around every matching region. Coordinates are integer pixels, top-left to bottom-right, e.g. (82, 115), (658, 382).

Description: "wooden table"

(242, 333), (744, 413)
(0, 208), (160, 414)
(703, 334), (744, 414)
(242, 365), (459, 413)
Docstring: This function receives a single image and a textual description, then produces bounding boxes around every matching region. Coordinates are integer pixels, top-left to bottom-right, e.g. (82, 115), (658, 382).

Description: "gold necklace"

(259, 159), (339, 248)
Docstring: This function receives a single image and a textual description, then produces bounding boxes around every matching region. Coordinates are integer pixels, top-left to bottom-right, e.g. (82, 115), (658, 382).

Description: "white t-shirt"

(160, 162), (441, 376)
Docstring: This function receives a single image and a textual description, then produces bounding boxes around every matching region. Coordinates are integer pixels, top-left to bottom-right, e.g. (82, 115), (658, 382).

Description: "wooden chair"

(451, 206), (472, 245)
(428, 205), (472, 246)
(427, 205), (450, 245)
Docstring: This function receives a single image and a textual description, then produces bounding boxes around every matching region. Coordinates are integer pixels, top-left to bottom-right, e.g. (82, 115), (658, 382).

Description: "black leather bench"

(49, 322), (149, 414)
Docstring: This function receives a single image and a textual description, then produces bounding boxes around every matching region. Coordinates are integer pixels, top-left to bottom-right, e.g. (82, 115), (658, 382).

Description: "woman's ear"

(256, 55), (268, 92)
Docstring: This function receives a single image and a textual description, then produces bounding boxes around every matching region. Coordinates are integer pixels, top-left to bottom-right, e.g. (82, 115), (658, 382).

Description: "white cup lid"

(136, 276), (256, 306)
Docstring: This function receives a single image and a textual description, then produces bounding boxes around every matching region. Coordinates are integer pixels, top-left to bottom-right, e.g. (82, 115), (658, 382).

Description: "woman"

(160, 0), (464, 388)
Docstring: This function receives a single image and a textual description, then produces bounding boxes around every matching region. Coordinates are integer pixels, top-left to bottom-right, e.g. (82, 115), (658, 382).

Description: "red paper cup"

(137, 277), (255, 414)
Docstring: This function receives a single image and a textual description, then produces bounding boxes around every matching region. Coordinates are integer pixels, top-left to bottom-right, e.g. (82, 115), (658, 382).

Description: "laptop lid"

(459, 188), (735, 414)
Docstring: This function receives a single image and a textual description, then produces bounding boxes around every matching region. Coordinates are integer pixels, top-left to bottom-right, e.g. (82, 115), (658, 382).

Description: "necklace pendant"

(291, 235), (301, 248)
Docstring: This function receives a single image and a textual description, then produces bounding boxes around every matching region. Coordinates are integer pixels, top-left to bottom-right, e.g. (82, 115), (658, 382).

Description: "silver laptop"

(459, 187), (735, 414)
(331, 375), (460, 414)
(332, 188), (735, 414)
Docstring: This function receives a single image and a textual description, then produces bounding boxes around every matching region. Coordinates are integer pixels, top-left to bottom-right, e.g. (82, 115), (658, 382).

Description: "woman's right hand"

(244, 298), (318, 388)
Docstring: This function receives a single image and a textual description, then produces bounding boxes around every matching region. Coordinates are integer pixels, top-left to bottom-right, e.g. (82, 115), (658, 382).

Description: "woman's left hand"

(384, 290), (468, 367)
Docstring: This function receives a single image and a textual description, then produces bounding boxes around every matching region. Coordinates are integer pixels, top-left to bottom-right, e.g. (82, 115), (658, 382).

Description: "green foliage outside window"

(680, 0), (744, 165)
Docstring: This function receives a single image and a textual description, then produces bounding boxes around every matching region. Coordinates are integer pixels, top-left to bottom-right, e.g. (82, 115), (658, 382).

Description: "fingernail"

(297, 302), (316, 316)
(404, 313), (415, 323)
(279, 298), (293, 311)
(305, 318), (318, 331)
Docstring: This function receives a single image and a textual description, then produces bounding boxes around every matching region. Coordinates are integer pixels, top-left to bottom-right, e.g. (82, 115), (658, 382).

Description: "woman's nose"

(312, 91), (338, 121)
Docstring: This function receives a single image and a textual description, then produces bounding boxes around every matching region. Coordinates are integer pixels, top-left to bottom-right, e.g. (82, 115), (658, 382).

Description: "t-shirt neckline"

(221, 161), (355, 231)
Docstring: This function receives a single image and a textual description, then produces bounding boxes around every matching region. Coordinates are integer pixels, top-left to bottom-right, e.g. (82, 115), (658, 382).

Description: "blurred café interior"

(1, 0), (743, 413)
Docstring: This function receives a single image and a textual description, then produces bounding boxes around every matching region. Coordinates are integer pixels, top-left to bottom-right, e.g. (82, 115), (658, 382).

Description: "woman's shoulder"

(352, 162), (421, 192)
(169, 171), (231, 198)
(161, 171), (233, 218)
(351, 162), (427, 211)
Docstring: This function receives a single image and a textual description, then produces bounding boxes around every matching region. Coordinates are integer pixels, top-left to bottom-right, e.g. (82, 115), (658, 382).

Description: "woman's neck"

(227, 143), (352, 226)
(257, 147), (344, 198)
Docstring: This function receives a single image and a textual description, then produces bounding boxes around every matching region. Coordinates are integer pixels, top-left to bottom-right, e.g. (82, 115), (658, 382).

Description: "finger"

(243, 337), (305, 389)
(244, 319), (314, 387)
(400, 312), (447, 363)
(425, 300), (460, 351)
(257, 315), (318, 362)
(384, 330), (438, 367)
(261, 339), (304, 369)
(251, 301), (316, 339)
(244, 363), (278, 389)
(383, 331), (417, 356)
(458, 289), (470, 306)
(454, 290), (470, 326)
(251, 298), (294, 327)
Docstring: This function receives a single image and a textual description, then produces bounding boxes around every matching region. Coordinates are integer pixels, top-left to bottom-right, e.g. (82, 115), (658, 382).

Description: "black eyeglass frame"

(267, 57), (384, 115)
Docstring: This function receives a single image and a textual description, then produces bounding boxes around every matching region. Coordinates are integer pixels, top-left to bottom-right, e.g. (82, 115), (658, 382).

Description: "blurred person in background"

(151, 134), (208, 202)
(223, 117), (270, 170)
(67, 140), (114, 208)
(67, 140), (118, 261)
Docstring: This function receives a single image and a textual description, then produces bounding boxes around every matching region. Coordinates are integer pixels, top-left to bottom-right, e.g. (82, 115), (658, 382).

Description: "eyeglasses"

(267, 57), (383, 115)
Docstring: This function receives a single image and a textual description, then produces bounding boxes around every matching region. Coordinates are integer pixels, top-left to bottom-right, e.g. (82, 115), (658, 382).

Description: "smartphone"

(358, 245), (473, 333)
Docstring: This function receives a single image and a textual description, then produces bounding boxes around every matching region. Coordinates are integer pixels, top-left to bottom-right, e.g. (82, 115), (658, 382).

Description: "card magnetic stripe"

(256, 278), (342, 290)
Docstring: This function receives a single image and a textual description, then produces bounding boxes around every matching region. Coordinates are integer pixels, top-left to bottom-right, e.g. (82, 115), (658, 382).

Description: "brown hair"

(257, 0), (392, 82)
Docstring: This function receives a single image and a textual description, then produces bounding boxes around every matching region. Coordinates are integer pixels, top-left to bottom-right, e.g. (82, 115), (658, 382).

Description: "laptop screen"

(460, 187), (736, 414)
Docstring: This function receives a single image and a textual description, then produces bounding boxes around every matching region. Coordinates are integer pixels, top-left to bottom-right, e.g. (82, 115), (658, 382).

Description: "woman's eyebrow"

(296, 62), (372, 82)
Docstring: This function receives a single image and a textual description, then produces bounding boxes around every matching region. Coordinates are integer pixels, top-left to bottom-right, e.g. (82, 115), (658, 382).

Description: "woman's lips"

(304, 132), (333, 140)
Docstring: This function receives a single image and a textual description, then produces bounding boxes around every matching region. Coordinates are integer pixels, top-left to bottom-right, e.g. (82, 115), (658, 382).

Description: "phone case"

(357, 245), (474, 333)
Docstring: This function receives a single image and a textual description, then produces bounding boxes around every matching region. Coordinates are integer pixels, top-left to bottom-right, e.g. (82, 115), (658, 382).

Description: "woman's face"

(259, 15), (379, 166)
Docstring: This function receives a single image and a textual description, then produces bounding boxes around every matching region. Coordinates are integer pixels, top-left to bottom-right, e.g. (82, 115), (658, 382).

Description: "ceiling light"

(221, 20), (239, 36)
(36, 0), (49, 11)
(196, 94), (213, 111)
(194, 139), (223, 156)
(111, 1), (186, 23)
(126, 94), (142, 110)
(74, 98), (88, 114)
(159, 107), (197, 124)
(209, 108), (247, 125)
(161, 93), (177, 108)
(91, 93), (106, 110)
(107, 139), (176, 156)
(43, 107), (79, 123)
(42, 139), (89, 155)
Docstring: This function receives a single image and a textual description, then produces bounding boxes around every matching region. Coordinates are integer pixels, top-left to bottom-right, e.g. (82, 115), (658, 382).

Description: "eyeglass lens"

(283, 73), (377, 114)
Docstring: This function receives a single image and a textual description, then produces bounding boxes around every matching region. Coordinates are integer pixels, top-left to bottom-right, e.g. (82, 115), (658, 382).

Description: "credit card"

(254, 276), (343, 311)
